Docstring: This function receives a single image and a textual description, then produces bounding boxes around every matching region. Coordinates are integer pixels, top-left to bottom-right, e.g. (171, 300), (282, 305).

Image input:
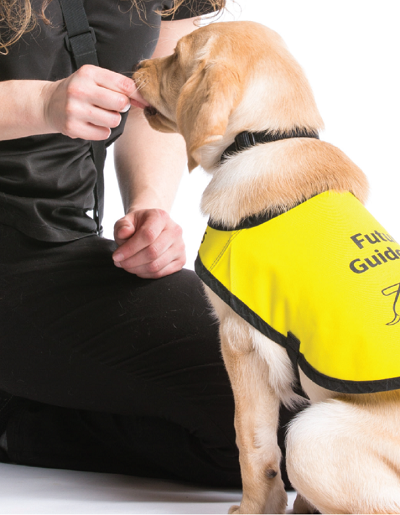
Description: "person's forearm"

(0, 80), (53, 140)
(114, 105), (188, 214)
(113, 17), (199, 214)
(0, 68), (142, 142)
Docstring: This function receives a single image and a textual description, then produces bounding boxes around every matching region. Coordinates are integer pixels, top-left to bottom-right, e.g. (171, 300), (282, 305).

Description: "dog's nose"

(133, 62), (142, 73)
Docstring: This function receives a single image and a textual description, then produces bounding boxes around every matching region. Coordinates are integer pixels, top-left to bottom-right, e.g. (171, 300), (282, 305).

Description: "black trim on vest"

(195, 254), (287, 348)
(207, 191), (345, 232)
(220, 128), (320, 163)
(196, 253), (400, 395)
(207, 195), (316, 232)
(208, 209), (284, 232)
(297, 355), (400, 394)
(286, 332), (301, 384)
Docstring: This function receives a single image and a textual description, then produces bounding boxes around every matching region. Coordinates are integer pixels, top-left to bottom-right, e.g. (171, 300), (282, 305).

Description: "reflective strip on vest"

(195, 191), (400, 394)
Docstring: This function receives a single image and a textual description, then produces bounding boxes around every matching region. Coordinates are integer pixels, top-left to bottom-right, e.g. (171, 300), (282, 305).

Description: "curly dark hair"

(0, 0), (226, 54)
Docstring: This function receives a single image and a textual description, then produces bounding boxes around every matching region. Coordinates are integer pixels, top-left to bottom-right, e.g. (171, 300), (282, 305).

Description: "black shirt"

(0, 0), (217, 241)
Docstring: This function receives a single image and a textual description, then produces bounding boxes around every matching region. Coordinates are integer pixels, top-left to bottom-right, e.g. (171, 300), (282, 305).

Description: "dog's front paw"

(228, 505), (240, 514)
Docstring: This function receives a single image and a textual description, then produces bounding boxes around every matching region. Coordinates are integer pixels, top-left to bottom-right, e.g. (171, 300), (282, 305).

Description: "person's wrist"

(39, 80), (59, 135)
(126, 197), (172, 216)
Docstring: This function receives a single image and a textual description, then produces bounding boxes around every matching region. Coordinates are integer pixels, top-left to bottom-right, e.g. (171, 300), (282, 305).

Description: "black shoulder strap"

(58, 0), (105, 235)
(58, 0), (98, 68)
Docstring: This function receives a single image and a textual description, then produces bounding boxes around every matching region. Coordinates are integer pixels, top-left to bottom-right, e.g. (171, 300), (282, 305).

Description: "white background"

(1, 3), (398, 511)
(102, 0), (400, 270)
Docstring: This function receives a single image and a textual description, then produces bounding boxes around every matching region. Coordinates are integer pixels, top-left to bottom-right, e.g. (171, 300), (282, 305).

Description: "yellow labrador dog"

(133, 21), (400, 514)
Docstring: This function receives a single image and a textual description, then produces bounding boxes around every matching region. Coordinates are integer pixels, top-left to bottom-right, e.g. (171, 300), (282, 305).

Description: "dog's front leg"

(219, 318), (287, 514)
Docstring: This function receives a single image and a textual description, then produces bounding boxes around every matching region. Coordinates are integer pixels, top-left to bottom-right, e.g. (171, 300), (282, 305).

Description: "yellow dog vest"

(195, 191), (400, 394)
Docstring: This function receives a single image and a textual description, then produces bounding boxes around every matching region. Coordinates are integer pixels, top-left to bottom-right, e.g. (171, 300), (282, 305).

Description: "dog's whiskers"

(133, 73), (149, 92)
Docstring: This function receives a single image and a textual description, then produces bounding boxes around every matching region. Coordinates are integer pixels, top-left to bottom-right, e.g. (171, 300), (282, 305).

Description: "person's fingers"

(66, 121), (111, 141)
(74, 105), (124, 139)
(87, 65), (138, 99)
(87, 66), (148, 110)
(117, 247), (186, 279)
(115, 227), (177, 269)
(112, 209), (186, 278)
(113, 210), (169, 263)
(129, 89), (150, 109)
(43, 66), (137, 139)
(68, 68), (132, 118)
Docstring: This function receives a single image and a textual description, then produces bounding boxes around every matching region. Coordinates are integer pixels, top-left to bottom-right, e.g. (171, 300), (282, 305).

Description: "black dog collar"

(220, 128), (320, 163)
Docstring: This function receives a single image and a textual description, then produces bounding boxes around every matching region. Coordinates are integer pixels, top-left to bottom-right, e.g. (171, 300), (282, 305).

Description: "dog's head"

(134, 21), (323, 171)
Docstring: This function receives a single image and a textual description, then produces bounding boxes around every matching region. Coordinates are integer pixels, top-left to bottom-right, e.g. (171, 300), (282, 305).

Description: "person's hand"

(113, 209), (186, 278)
(41, 65), (148, 141)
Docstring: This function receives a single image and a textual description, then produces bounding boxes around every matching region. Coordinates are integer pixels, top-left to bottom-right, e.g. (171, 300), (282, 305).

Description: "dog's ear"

(176, 61), (242, 171)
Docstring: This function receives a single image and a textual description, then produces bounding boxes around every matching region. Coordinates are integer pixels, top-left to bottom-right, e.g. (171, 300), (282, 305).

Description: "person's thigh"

(0, 224), (294, 487)
(0, 224), (235, 448)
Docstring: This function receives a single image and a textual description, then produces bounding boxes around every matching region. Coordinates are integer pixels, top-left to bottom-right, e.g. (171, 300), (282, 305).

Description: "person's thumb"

(129, 88), (150, 109)
(114, 214), (136, 245)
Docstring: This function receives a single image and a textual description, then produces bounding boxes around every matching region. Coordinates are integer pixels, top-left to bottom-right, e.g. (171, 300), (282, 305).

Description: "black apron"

(0, 0), (216, 241)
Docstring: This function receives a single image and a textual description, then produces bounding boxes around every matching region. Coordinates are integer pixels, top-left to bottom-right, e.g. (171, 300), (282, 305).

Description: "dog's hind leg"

(218, 316), (288, 514)
(286, 394), (400, 514)
(292, 493), (319, 514)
